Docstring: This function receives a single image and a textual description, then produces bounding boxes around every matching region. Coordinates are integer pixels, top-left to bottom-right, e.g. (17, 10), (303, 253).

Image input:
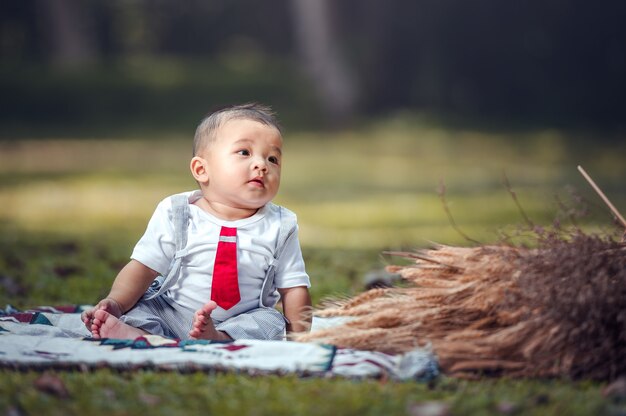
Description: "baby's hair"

(193, 103), (282, 156)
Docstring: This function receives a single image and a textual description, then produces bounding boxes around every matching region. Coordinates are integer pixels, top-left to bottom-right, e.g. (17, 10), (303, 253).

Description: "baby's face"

(198, 119), (283, 211)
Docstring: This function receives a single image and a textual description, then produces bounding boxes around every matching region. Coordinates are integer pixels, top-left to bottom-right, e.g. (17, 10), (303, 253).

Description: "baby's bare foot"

(91, 309), (147, 339)
(189, 301), (231, 341)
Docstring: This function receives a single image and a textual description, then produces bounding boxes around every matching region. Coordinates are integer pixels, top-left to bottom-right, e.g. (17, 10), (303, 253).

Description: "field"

(1, 118), (625, 415)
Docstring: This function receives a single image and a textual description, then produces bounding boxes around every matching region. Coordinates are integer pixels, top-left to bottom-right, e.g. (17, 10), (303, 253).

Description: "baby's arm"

(278, 286), (312, 334)
(105, 260), (159, 312)
(81, 260), (158, 327)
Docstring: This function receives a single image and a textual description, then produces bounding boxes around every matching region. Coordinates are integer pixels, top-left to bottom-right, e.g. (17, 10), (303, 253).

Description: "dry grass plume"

(297, 230), (626, 380)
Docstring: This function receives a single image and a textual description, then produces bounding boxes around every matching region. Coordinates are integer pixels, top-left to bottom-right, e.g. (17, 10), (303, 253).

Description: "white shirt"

(131, 190), (310, 321)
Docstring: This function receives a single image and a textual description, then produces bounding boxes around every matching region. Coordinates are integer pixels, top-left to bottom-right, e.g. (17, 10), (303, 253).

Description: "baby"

(81, 103), (312, 341)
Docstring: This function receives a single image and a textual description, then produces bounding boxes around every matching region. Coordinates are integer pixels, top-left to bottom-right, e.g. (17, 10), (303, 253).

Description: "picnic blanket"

(0, 305), (438, 380)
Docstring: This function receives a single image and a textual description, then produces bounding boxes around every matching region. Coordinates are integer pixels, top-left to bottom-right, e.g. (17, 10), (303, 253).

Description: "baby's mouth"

(249, 178), (265, 187)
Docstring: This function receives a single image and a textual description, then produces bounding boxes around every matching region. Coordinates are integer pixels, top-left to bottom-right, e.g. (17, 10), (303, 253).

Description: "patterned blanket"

(0, 305), (438, 380)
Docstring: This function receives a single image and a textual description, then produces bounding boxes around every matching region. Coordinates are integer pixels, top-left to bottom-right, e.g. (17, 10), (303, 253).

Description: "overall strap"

(145, 193), (190, 300)
(259, 207), (298, 308)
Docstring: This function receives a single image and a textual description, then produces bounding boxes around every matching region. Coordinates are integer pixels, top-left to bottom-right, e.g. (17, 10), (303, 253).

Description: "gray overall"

(120, 193), (298, 340)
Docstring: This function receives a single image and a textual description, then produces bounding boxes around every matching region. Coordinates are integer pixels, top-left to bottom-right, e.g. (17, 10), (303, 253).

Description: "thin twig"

(554, 193), (580, 230)
(577, 165), (626, 230)
(437, 180), (481, 245)
(502, 171), (534, 229)
(383, 250), (462, 271)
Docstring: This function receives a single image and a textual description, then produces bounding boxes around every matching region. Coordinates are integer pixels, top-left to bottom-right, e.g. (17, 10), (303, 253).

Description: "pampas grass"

(298, 230), (626, 380)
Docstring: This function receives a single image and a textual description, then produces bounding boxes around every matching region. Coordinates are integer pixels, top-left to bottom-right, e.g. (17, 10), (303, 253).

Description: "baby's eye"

(268, 156), (280, 165)
(236, 149), (250, 156)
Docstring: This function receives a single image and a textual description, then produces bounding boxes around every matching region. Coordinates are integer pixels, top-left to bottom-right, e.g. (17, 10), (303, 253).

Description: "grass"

(1, 371), (623, 416)
(1, 118), (624, 247)
(1, 118), (625, 415)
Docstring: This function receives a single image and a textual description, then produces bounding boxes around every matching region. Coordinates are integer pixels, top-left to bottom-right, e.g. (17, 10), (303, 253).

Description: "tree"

(290, 0), (357, 125)
(37, 0), (97, 68)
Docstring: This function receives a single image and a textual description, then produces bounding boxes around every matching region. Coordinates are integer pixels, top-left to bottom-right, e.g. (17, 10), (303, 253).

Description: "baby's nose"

(253, 157), (268, 171)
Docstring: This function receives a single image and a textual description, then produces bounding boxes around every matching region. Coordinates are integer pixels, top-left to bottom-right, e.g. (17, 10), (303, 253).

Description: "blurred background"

(1, 0), (625, 305)
(1, 0), (626, 135)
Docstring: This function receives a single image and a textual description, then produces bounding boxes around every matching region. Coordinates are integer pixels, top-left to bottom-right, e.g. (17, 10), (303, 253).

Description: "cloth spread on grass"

(0, 305), (438, 380)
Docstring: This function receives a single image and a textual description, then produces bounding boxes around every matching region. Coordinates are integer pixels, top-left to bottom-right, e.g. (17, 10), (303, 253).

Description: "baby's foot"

(91, 309), (147, 339)
(189, 301), (231, 340)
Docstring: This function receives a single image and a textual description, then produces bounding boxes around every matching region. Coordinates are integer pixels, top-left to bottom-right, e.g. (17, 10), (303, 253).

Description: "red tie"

(211, 226), (240, 310)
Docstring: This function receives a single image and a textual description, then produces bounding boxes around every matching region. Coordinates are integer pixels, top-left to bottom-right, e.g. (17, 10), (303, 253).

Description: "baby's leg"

(91, 309), (148, 339)
(214, 307), (286, 340)
(189, 301), (232, 341)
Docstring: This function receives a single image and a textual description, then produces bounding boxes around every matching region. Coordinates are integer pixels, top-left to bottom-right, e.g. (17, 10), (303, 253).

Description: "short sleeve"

(274, 225), (311, 289)
(130, 197), (176, 275)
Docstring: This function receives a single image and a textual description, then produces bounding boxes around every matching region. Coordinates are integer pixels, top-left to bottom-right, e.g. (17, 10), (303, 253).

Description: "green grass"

(1, 119), (623, 247)
(1, 371), (622, 416)
(1, 119), (625, 415)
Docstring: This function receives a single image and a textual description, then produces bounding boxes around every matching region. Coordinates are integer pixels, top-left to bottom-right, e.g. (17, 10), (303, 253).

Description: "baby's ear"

(190, 156), (209, 183)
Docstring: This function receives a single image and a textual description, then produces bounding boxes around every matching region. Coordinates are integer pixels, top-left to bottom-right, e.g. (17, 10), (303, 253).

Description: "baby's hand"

(81, 298), (123, 329)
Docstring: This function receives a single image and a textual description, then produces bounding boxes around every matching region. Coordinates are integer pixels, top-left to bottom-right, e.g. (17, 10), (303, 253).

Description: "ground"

(1, 120), (625, 415)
